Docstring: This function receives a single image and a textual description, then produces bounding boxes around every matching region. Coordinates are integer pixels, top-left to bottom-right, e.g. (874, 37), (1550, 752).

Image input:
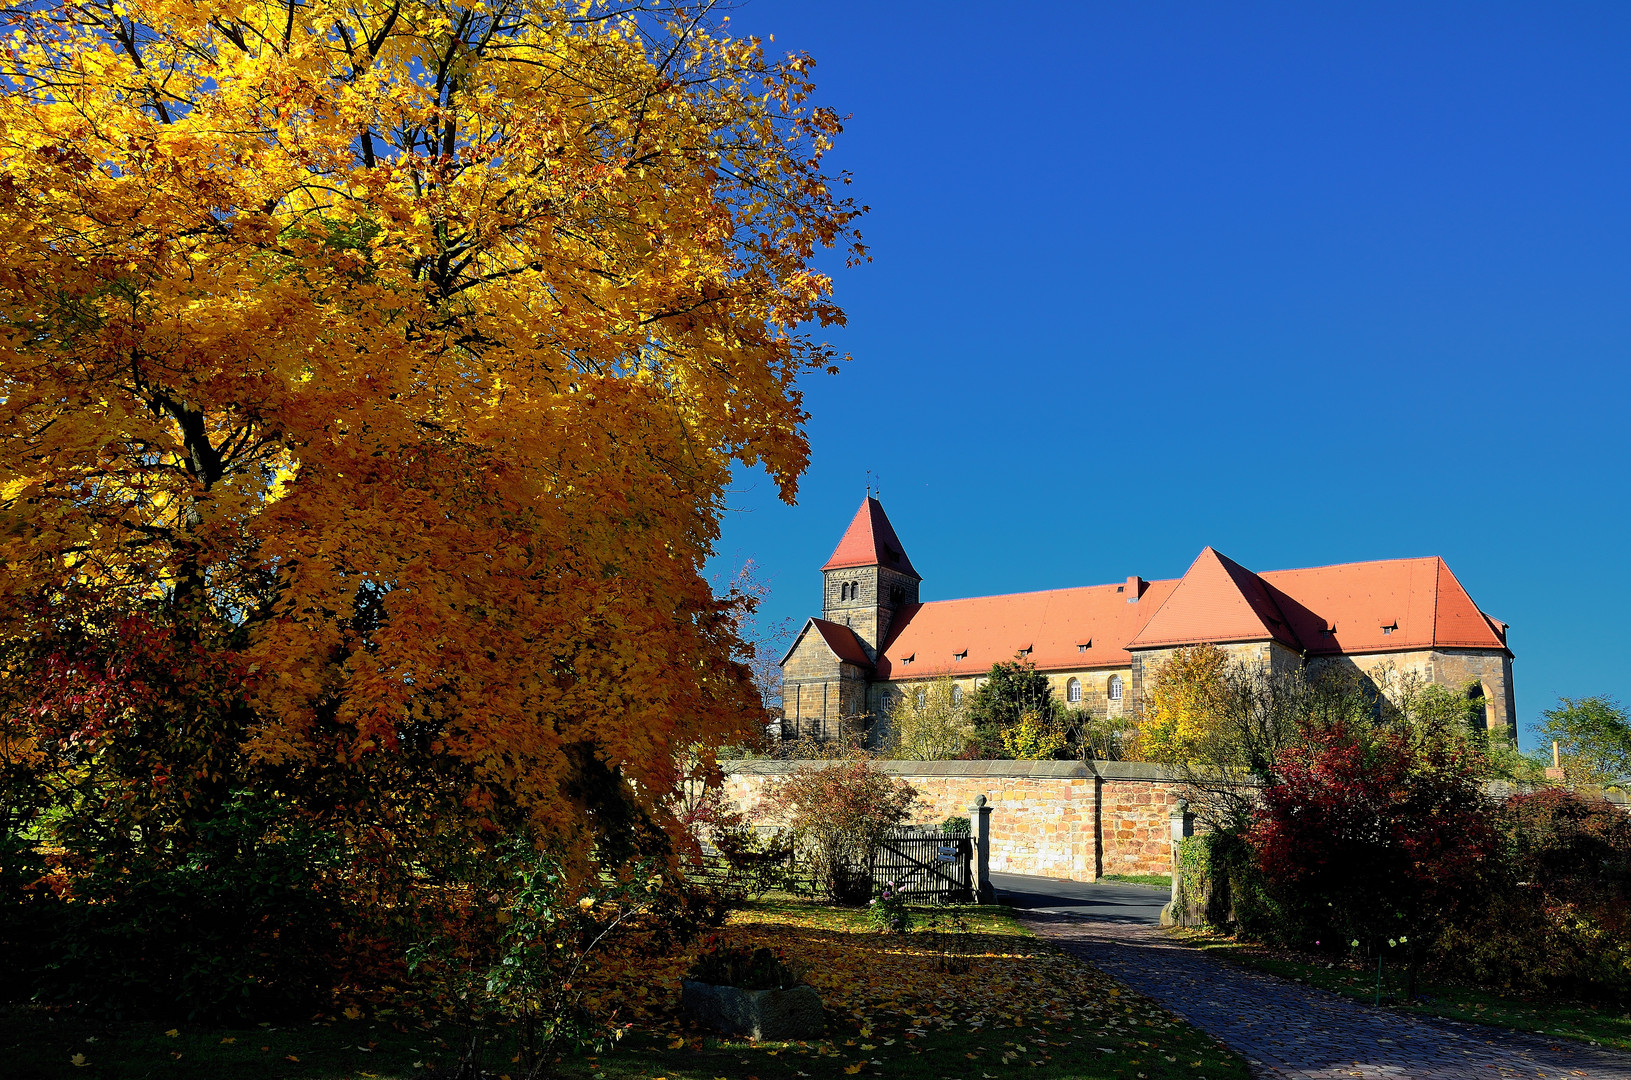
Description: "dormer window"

(953, 649), (968, 661)
(1381, 621), (1397, 635)
(1016, 645), (1032, 658)
(1077, 641), (1091, 653)
(900, 653), (915, 665)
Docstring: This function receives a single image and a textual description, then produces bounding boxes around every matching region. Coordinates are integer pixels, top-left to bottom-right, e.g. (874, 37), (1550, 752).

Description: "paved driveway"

(993, 873), (1631, 1080)
(991, 871), (1168, 922)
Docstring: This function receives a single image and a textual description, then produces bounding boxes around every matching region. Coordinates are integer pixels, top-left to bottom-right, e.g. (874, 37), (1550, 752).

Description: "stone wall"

(720, 759), (1186, 882)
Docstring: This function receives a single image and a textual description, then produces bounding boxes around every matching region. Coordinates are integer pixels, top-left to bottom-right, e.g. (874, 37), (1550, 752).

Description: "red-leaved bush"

(1249, 723), (1497, 987)
(763, 758), (916, 904)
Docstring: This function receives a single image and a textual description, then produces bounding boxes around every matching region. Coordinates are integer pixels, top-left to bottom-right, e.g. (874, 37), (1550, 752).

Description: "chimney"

(1126, 575), (1146, 602)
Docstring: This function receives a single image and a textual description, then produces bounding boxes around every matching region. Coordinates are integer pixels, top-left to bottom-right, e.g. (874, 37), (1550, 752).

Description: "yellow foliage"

(0, 1), (863, 853)
(999, 710), (1066, 761)
(883, 677), (971, 760)
(1139, 644), (1229, 766)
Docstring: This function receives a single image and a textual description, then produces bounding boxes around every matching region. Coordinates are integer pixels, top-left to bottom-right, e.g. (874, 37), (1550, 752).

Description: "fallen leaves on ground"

(569, 899), (1244, 1077)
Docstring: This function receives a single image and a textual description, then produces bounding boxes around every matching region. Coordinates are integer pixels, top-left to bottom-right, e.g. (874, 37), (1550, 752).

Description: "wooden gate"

(872, 826), (973, 903)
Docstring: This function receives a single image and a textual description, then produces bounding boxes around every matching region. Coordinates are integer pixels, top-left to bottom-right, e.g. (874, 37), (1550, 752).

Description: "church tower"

(820, 497), (921, 660)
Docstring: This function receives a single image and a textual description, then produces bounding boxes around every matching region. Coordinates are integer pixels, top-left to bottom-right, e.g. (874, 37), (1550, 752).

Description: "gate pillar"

(969, 794), (994, 904)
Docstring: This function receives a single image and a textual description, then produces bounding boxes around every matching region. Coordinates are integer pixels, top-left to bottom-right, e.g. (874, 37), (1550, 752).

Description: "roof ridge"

(1259, 554), (1441, 577)
(1431, 557), (1442, 640)
(906, 579), (1180, 606)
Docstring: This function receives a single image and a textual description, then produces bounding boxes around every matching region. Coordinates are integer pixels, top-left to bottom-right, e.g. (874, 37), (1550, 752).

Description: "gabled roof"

(1260, 556), (1508, 654)
(822, 498), (920, 579)
(854, 551), (1510, 680)
(875, 579), (1178, 679)
(779, 617), (874, 668)
(1125, 548), (1300, 651)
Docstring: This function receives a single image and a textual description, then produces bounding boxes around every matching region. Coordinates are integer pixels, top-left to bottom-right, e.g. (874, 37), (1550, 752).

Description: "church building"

(778, 498), (1517, 746)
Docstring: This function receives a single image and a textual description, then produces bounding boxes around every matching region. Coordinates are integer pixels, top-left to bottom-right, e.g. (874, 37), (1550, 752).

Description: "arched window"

(951, 684), (964, 706)
(1066, 678), (1082, 704)
(1108, 675), (1123, 701)
(1466, 682), (1491, 731)
(915, 687), (927, 710)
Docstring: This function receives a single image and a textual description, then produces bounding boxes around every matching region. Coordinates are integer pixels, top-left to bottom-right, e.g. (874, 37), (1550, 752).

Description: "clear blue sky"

(707, 1), (1631, 747)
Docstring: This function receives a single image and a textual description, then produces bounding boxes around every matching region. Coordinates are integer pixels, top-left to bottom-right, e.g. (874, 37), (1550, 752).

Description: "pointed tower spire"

(822, 497), (920, 579)
(818, 498), (921, 660)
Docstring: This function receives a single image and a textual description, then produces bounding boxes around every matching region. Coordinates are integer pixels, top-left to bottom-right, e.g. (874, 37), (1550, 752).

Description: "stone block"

(682, 981), (825, 1041)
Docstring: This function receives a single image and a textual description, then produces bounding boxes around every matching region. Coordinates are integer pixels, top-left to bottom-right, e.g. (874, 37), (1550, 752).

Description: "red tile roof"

(822, 498), (920, 578)
(1259, 556), (1507, 654)
(870, 550), (1508, 679)
(782, 617), (875, 668)
(875, 579), (1178, 679)
(1124, 548), (1300, 651)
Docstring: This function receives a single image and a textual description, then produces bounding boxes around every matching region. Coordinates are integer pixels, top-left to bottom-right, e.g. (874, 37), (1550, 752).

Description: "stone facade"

(1128, 640), (1302, 717)
(722, 759), (1185, 881)
(822, 563), (919, 662)
(780, 636), (869, 742)
(1306, 648), (1518, 731)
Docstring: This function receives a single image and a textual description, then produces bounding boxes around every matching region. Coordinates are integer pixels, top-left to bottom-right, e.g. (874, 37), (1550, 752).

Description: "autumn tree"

(1143, 647), (1378, 828)
(882, 676), (971, 760)
(1537, 696), (1631, 788)
(1138, 644), (1231, 766)
(1250, 722), (1499, 996)
(966, 658), (1066, 756)
(0, 0), (863, 973)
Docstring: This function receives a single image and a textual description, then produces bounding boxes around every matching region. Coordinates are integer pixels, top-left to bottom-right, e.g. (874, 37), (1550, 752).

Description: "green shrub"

(1, 796), (349, 1022)
(1172, 829), (1279, 936)
(867, 879), (913, 934)
(685, 942), (807, 990)
(1438, 790), (1631, 996)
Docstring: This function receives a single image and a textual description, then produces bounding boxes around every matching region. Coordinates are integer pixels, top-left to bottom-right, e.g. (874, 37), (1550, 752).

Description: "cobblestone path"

(1023, 910), (1631, 1080)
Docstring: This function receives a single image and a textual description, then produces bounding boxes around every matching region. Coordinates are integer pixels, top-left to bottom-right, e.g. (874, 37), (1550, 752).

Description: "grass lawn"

(1170, 927), (1631, 1053)
(1096, 874), (1171, 890)
(3, 897), (1249, 1080)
